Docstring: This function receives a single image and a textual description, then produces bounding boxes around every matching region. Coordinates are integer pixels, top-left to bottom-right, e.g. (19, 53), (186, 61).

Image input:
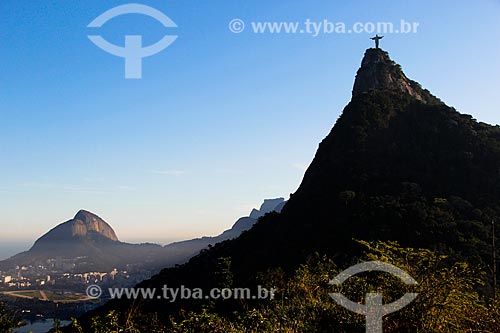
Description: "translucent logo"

(329, 261), (418, 333)
(87, 3), (178, 79)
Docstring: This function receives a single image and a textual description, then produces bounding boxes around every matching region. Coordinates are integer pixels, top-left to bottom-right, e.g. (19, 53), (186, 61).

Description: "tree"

(0, 302), (24, 333)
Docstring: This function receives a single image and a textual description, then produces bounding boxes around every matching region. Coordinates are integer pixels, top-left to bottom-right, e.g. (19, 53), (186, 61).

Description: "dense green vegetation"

(0, 302), (24, 333)
(58, 242), (499, 332)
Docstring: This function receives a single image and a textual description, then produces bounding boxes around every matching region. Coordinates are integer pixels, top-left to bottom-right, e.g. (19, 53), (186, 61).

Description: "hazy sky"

(1, 0), (499, 255)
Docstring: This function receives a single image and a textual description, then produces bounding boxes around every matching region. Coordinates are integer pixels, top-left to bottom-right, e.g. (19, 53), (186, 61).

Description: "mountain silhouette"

(1, 210), (164, 272)
(80, 48), (500, 324)
(162, 198), (286, 256)
(351, 48), (440, 104)
(0, 200), (285, 273)
(33, 210), (119, 245)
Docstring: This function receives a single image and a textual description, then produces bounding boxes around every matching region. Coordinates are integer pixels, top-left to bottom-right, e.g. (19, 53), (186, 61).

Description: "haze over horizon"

(1, 0), (499, 250)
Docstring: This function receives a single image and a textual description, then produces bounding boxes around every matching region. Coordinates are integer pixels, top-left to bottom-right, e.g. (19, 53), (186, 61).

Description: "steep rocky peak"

(352, 48), (441, 105)
(71, 210), (119, 241)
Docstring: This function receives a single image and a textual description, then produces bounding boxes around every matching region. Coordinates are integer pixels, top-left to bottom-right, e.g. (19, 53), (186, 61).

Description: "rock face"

(249, 198), (286, 219)
(33, 210), (119, 245)
(225, 198), (285, 236)
(352, 48), (441, 105)
(73, 210), (119, 241)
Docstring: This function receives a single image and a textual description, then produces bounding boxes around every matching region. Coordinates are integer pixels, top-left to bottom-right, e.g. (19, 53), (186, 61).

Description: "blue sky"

(1, 0), (499, 257)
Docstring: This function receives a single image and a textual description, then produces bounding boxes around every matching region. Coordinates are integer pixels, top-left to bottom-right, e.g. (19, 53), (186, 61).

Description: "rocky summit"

(352, 48), (441, 105)
(0, 211), (164, 272)
(33, 210), (119, 244)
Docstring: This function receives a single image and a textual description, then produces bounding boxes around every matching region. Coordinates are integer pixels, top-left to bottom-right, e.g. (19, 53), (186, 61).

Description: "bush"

(71, 241), (500, 332)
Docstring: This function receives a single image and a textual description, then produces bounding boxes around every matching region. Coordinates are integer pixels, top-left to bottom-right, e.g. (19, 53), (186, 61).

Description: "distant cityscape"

(0, 256), (153, 290)
(0, 256), (156, 322)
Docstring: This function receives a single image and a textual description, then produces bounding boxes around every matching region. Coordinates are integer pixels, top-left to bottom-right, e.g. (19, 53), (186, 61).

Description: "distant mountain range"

(0, 198), (286, 272)
(162, 198), (286, 258)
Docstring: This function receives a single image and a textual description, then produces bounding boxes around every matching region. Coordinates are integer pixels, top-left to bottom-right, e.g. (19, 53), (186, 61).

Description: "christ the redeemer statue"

(370, 34), (384, 49)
